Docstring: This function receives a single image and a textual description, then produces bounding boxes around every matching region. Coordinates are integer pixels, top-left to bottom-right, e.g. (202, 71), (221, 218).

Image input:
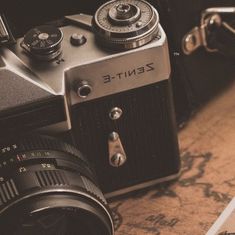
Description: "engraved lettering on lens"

(19, 167), (27, 173)
(102, 62), (155, 83)
(1, 144), (18, 154)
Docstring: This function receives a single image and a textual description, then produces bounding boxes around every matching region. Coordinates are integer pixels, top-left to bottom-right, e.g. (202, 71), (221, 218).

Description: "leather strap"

(0, 14), (15, 46)
(207, 20), (235, 58)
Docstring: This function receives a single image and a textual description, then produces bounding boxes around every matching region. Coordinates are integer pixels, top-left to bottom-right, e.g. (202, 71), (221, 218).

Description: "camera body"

(0, 1), (180, 197)
(3, 0), (235, 126)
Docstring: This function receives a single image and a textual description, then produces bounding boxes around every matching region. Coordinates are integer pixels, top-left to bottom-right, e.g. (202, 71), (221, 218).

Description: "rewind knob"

(21, 25), (63, 61)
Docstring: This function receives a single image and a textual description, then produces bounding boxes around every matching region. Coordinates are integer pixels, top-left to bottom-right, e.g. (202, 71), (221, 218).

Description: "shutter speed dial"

(92, 0), (160, 50)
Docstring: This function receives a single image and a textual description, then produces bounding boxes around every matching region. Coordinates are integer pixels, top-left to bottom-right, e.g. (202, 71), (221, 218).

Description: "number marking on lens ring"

(19, 167), (27, 173)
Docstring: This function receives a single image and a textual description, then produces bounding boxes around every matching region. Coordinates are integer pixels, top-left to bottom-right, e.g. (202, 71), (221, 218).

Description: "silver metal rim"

(26, 28), (63, 51)
(93, 0), (159, 49)
(0, 188), (115, 234)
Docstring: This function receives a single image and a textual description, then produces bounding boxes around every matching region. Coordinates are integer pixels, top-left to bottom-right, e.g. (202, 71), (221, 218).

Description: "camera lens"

(0, 135), (114, 235)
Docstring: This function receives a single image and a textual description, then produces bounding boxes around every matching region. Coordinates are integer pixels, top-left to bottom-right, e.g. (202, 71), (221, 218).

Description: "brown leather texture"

(110, 81), (235, 235)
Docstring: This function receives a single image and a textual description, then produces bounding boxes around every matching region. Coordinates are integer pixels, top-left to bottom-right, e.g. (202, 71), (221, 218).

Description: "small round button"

(77, 81), (92, 98)
(70, 33), (87, 46)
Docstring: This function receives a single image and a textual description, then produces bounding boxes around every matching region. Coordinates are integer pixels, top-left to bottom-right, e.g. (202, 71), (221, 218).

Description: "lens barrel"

(0, 135), (114, 235)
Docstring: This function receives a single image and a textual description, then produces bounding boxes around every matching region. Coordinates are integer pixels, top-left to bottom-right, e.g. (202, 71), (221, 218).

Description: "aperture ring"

(0, 135), (89, 167)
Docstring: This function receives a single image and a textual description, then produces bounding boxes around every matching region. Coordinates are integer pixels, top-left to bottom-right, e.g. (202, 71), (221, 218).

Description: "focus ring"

(35, 170), (69, 187)
(0, 169), (107, 210)
(0, 137), (113, 234)
(0, 179), (18, 205)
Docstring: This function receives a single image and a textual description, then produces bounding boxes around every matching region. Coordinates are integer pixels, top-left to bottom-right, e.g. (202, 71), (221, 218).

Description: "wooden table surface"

(110, 81), (235, 235)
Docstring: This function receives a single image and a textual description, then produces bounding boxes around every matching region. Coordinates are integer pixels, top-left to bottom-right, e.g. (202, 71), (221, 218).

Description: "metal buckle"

(182, 7), (235, 55)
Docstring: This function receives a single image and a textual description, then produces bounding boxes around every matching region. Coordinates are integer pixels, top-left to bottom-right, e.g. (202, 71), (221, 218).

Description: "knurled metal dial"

(21, 25), (63, 60)
(92, 0), (159, 50)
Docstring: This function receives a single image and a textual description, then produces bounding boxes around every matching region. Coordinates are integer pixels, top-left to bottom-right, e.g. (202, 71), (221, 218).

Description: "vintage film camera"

(0, 0), (180, 234)
(4, 1), (235, 125)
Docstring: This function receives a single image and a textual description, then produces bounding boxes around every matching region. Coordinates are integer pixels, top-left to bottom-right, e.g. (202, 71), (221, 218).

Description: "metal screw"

(109, 107), (123, 120)
(109, 132), (119, 141)
(184, 33), (197, 52)
(136, 21), (143, 28)
(208, 14), (222, 28)
(110, 153), (126, 167)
